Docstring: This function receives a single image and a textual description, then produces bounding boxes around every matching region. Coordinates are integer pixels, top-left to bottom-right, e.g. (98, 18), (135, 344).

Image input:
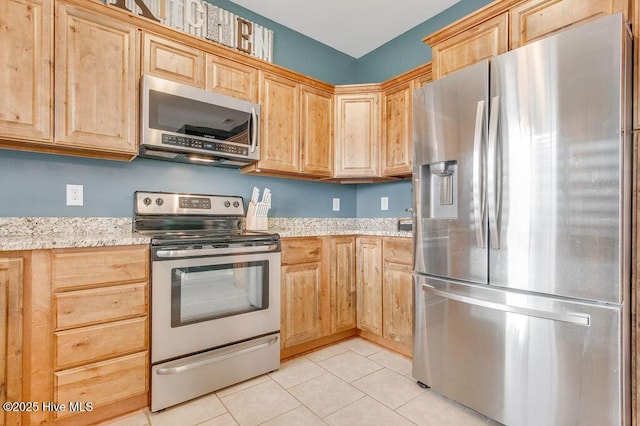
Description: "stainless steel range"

(133, 191), (281, 412)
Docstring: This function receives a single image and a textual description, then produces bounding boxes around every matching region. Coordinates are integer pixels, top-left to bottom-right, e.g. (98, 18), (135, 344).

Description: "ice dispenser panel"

(420, 161), (457, 219)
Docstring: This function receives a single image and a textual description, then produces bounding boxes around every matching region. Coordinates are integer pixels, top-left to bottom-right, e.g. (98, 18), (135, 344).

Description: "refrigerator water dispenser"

(421, 161), (457, 219)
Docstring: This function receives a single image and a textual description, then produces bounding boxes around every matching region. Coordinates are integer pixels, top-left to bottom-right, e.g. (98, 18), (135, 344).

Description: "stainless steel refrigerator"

(412, 13), (631, 426)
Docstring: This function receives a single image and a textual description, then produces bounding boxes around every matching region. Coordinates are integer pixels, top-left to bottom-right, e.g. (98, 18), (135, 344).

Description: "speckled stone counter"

(269, 218), (412, 238)
(0, 217), (411, 251)
(0, 218), (150, 250)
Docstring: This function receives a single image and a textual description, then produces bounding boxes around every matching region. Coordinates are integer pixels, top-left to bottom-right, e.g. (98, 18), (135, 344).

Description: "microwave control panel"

(162, 134), (249, 156)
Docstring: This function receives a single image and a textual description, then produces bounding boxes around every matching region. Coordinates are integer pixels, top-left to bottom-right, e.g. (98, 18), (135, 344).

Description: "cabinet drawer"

(54, 351), (148, 419)
(383, 238), (413, 265)
(282, 238), (322, 264)
(55, 282), (147, 330)
(54, 317), (147, 369)
(52, 246), (148, 290)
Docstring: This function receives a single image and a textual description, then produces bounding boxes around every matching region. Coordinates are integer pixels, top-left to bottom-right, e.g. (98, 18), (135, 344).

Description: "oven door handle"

(155, 244), (279, 258)
(155, 335), (279, 375)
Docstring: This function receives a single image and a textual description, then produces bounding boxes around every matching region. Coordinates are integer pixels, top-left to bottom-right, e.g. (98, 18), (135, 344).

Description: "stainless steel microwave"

(139, 74), (260, 167)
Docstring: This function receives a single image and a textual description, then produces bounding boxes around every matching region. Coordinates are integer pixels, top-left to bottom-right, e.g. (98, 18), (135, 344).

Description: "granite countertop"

(0, 217), (411, 251)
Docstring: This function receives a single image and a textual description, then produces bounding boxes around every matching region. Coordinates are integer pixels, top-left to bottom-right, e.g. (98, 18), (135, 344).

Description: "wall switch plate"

(381, 196), (389, 211)
(66, 184), (83, 206)
(332, 198), (340, 211)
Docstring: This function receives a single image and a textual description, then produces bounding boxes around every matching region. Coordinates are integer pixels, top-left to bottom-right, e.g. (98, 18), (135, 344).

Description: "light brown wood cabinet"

(428, 12), (509, 80)
(356, 237), (413, 356)
(253, 71), (301, 174)
(54, 1), (138, 157)
(329, 236), (356, 333)
(17, 245), (149, 424)
(0, 0), (52, 144)
(206, 53), (259, 102)
(356, 237), (383, 335)
(334, 88), (381, 179)
(243, 73), (333, 178)
(0, 258), (23, 426)
(382, 81), (413, 177)
(510, 0), (627, 48)
(382, 238), (413, 356)
(281, 238), (325, 348)
(300, 85), (333, 177)
(142, 32), (206, 87)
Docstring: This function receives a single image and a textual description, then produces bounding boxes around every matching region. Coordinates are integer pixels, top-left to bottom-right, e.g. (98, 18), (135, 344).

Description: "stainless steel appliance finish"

(134, 191), (281, 412)
(412, 14), (631, 426)
(139, 74), (260, 167)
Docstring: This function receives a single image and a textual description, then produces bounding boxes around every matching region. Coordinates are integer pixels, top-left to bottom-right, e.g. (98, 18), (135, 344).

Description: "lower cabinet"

(356, 237), (413, 356)
(16, 245), (149, 425)
(281, 235), (413, 359)
(280, 236), (357, 357)
(0, 257), (24, 426)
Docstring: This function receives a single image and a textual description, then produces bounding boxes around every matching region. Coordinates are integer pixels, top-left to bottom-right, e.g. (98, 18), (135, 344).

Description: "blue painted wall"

(0, 151), (356, 217)
(0, 0), (490, 218)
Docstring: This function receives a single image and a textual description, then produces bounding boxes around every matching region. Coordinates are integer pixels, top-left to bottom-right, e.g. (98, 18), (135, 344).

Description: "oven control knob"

(233, 201), (240, 208)
(224, 201), (231, 207)
(143, 197), (152, 206)
(155, 198), (164, 206)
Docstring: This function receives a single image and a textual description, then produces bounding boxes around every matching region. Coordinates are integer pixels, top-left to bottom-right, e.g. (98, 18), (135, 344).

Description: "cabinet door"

(55, 2), (137, 154)
(0, 259), (23, 426)
(281, 263), (322, 347)
(206, 54), (258, 102)
(356, 237), (383, 335)
(142, 32), (205, 87)
(382, 82), (413, 176)
(258, 71), (300, 173)
(334, 93), (381, 177)
(301, 85), (333, 177)
(432, 13), (508, 79)
(510, 0), (626, 49)
(383, 262), (413, 354)
(330, 237), (356, 333)
(0, 0), (52, 142)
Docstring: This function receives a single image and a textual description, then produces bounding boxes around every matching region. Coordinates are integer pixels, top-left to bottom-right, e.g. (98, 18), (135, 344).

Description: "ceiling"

(228, 0), (462, 59)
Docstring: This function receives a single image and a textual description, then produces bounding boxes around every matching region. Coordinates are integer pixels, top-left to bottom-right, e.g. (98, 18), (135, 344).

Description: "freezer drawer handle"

(156, 335), (279, 375)
(422, 284), (590, 326)
(472, 100), (486, 248)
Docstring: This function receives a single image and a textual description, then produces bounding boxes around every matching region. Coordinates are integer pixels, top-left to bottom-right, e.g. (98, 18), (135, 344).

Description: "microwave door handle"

(250, 107), (258, 153)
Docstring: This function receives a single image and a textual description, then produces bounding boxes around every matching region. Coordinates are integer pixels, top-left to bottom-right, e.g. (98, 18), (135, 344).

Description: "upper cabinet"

(334, 87), (381, 179)
(254, 71), (301, 174)
(300, 85), (333, 177)
(242, 71), (333, 178)
(206, 54), (258, 102)
(0, 0), (52, 144)
(55, 1), (138, 157)
(141, 32), (205, 87)
(428, 13), (508, 80)
(425, 0), (628, 81)
(382, 81), (413, 177)
(510, 0), (628, 48)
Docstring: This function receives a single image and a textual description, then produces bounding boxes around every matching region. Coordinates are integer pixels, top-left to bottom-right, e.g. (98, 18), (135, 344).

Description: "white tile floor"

(102, 338), (498, 426)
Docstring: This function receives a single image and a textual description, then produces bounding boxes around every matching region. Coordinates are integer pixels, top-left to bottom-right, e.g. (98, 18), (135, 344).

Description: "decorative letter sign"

(106, 0), (273, 62)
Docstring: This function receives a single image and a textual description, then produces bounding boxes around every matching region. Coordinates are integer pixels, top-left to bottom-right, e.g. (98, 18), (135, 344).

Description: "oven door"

(151, 248), (280, 363)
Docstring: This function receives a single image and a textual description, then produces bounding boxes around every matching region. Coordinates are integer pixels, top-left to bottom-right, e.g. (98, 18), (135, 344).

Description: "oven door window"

(171, 261), (268, 327)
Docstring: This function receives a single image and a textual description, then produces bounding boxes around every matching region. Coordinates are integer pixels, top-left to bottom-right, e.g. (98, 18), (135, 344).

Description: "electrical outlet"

(381, 196), (389, 211)
(66, 184), (83, 206)
(332, 198), (340, 212)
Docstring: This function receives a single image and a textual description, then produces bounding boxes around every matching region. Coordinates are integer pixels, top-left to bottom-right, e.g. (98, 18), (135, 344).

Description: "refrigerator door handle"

(421, 284), (591, 326)
(487, 95), (502, 249)
(472, 100), (486, 248)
